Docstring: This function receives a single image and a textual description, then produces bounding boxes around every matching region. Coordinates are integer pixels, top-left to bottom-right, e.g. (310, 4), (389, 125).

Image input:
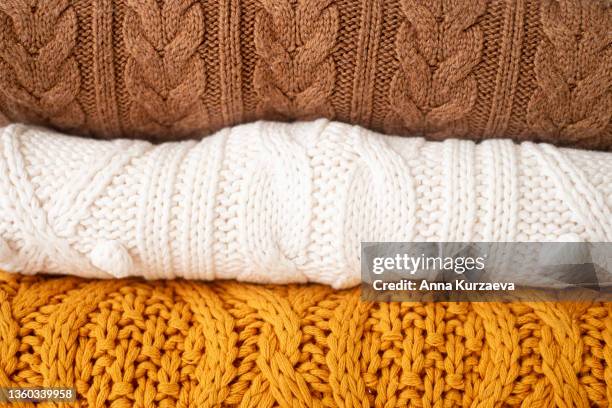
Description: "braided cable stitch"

(527, 0), (612, 148)
(0, 0), (84, 129)
(0, 120), (611, 288)
(385, 0), (486, 138)
(0, 274), (611, 406)
(123, 0), (209, 139)
(253, 0), (338, 119)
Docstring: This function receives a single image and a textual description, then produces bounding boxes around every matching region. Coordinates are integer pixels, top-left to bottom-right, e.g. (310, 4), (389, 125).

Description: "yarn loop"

(90, 240), (133, 278)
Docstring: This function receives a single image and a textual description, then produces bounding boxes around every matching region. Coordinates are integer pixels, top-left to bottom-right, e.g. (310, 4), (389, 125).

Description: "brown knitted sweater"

(0, 0), (610, 149)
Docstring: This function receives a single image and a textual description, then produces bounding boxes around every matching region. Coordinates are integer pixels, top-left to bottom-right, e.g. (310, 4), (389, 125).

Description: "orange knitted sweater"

(1, 273), (611, 407)
(0, 0), (610, 149)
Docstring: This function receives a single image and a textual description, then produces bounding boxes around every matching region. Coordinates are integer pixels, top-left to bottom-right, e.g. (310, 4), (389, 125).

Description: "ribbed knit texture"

(0, 272), (611, 407)
(0, 0), (610, 149)
(1, 121), (611, 288)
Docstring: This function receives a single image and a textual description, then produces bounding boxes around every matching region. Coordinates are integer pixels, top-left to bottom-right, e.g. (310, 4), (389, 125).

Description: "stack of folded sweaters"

(0, 0), (610, 406)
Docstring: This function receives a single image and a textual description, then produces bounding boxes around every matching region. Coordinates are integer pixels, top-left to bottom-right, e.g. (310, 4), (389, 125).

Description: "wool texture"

(0, 272), (611, 407)
(1, 121), (611, 288)
(0, 0), (610, 149)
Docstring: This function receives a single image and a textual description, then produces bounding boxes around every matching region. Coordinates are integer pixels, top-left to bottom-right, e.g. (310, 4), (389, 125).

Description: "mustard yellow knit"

(0, 272), (611, 407)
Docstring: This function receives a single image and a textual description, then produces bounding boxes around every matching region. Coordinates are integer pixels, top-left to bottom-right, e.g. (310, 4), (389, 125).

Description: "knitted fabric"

(1, 121), (611, 288)
(0, 272), (611, 407)
(0, 0), (610, 149)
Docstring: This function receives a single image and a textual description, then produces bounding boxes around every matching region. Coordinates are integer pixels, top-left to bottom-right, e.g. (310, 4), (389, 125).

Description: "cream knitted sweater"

(0, 121), (610, 288)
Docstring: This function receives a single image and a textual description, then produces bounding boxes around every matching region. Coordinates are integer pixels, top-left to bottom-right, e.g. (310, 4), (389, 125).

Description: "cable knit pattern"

(0, 0), (84, 129)
(0, 274), (611, 407)
(0, 0), (610, 148)
(253, 0), (338, 119)
(384, 0), (486, 138)
(527, 0), (612, 148)
(123, 0), (208, 139)
(0, 121), (611, 288)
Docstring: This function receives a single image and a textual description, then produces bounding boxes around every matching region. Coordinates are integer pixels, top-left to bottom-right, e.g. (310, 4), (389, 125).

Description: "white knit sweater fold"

(0, 121), (610, 288)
